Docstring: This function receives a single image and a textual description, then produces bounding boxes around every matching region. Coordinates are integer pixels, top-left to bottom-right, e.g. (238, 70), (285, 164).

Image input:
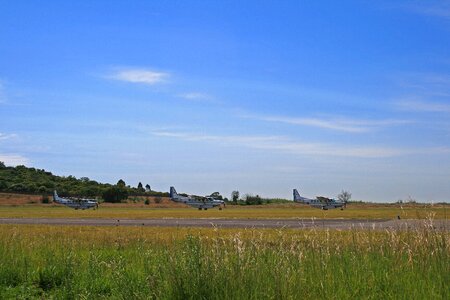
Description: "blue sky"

(1, 1), (450, 202)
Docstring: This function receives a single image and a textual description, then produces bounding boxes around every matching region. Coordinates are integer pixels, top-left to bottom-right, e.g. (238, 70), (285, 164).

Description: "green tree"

(0, 180), (8, 190)
(117, 179), (126, 187)
(245, 194), (262, 205)
(10, 183), (27, 193)
(102, 186), (128, 203)
(37, 186), (48, 194)
(231, 191), (240, 203)
(137, 182), (145, 193)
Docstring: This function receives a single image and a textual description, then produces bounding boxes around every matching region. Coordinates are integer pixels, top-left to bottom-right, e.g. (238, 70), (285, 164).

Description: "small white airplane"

(53, 190), (98, 210)
(169, 186), (225, 210)
(293, 189), (346, 210)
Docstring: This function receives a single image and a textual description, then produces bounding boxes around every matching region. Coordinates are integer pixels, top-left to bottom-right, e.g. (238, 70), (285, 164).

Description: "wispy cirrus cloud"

(152, 131), (280, 144)
(395, 73), (450, 96)
(178, 92), (212, 101)
(0, 133), (18, 140)
(0, 154), (29, 166)
(107, 68), (169, 85)
(242, 114), (410, 133)
(177, 92), (221, 104)
(151, 130), (448, 158)
(403, 1), (450, 18)
(396, 99), (450, 113)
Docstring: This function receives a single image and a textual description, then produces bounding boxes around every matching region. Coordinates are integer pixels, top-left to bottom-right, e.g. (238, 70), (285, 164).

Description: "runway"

(0, 217), (448, 230)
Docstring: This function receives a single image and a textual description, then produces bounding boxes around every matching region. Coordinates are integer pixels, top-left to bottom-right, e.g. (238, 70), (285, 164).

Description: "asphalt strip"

(0, 218), (448, 230)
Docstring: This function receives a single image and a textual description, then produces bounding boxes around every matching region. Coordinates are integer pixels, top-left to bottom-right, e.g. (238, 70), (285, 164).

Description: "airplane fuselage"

(170, 187), (224, 210)
(53, 191), (97, 210)
(293, 189), (345, 210)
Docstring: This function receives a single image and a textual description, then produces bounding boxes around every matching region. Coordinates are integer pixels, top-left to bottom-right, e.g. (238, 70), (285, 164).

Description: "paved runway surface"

(0, 218), (448, 230)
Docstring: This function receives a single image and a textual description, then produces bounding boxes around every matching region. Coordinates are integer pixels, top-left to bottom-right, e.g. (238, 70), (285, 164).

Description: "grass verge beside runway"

(0, 204), (448, 219)
(0, 224), (449, 299)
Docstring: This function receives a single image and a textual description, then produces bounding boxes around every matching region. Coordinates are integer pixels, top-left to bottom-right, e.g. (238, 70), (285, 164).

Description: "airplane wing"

(316, 196), (331, 203)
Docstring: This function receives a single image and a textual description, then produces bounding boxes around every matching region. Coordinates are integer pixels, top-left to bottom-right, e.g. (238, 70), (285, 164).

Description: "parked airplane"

(293, 189), (346, 210)
(169, 186), (225, 210)
(53, 190), (98, 210)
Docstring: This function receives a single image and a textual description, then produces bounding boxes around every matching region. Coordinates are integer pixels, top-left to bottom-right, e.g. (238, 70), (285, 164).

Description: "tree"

(245, 194), (262, 205)
(102, 186), (128, 203)
(117, 179), (126, 187)
(137, 182), (145, 193)
(80, 186), (99, 198)
(0, 161), (5, 169)
(0, 180), (7, 190)
(338, 190), (352, 203)
(10, 183), (27, 193)
(231, 191), (240, 203)
(145, 184), (151, 192)
(37, 186), (48, 194)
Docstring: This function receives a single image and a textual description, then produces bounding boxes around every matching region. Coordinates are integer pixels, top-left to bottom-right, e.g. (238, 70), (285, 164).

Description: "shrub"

(102, 186), (128, 203)
(41, 195), (50, 204)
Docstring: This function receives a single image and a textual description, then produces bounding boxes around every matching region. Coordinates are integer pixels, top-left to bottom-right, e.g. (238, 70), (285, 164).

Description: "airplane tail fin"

(293, 189), (301, 202)
(170, 186), (177, 199)
(53, 190), (60, 202)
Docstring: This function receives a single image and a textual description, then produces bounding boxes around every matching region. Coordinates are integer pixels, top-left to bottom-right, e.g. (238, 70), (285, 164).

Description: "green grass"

(0, 203), (448, 219)
(0, 224), (448, 299)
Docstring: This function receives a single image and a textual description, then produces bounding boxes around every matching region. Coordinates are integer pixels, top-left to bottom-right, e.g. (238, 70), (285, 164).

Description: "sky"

(1, 1), (450, 202)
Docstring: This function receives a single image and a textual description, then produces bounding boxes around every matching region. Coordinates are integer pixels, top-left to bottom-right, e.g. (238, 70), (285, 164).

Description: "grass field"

(0, 193), (448, 220)
(0, 204), (448, 220)
(0, 224), (448, 299)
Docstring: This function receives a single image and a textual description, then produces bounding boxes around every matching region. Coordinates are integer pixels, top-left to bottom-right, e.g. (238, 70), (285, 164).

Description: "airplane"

(169, 186), (225, 210)
(293, 189), (346, 210)
(53, 190), (98, 210)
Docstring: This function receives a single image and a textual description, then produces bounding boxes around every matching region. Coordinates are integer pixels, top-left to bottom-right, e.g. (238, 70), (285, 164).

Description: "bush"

(144, 198), (150, 205)
(245, 194), (263, 205)
(102, 186), (128, 203)
(41, 195), (50, 204)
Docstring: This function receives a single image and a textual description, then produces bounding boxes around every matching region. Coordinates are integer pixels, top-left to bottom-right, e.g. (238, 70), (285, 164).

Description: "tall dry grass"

(0, 223), (448, 299)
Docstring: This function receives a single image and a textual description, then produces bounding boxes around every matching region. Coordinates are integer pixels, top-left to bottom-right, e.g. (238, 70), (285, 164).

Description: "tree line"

(0, 162), (168, 202)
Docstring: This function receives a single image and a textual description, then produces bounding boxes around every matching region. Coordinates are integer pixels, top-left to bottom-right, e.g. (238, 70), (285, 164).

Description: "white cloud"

(405, 1), (450, 18)
(395, 73), (450, 94)
(151, 130), (448, 158)
(0, 133), (18, 141)
(396, 99), (450, 113)
(178, 92), (213, 101)
(243, 114), (410, 133)
(0, 154), (29, 166)
(108, 68), (169, 85)
(152, 131), (279, 144)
